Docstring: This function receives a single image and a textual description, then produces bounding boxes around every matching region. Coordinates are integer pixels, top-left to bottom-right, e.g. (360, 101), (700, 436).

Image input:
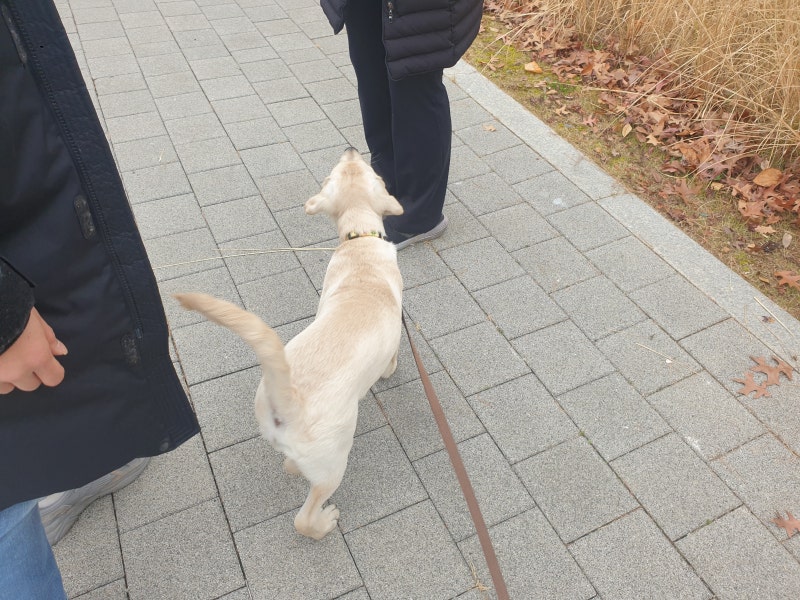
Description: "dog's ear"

(381, 192), (404, 216)
(304, 193), (329, 215)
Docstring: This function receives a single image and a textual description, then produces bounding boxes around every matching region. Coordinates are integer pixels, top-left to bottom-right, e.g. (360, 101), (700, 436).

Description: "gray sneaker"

(38, 457), (150, 545)
(384, 215), (449, 250)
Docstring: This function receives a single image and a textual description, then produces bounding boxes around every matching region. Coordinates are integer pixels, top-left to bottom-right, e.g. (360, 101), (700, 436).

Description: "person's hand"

(0, 308), (68, 394)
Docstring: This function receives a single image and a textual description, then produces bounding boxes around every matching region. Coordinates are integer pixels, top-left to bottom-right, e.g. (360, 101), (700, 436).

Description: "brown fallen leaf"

(482, 123), (497, 132)
(621, 123), (632, 138)
(524, 61), (543, 74)
(783, 233), (793, 248)
(753, 168), (782, 187)
(772, 512), (800, 537)
(755, 225), (776, 235)
(733, 371), (771, 398)
(749, 356), (789, 386)
(775, 271), (800, 291)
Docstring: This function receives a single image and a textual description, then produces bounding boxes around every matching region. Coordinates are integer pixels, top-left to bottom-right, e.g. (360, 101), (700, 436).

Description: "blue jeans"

(0, 500), (67, 599)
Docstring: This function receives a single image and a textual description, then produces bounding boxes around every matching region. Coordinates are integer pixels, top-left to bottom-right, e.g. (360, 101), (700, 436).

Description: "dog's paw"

(318, 504), (340, 536)
(283, 457), (300, 475)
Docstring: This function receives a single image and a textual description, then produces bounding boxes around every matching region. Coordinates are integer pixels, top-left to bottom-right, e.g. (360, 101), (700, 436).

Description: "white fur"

(175, 149), (403, 539)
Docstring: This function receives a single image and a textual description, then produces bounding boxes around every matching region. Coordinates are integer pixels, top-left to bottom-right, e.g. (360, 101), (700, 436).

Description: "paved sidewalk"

(54, 0), (800, 598)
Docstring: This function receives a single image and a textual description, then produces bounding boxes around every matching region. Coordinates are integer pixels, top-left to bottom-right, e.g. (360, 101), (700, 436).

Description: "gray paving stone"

(164, 112), (227, 146)
(231, 44), (280, 63)
(339, 125), (367, 154)
(449, 144), (493, 182)
(242, 4), (287, 22)
(75, 20), (125, 42)
(713, 435), (800, 540)
(224, 115), (287, 150)
(274, 47), (329, 66)
(455, 120), (520, 157)
(301, 145), (354, 182)
(478, 202), (559, 252)
(612, 434), (741, 540)
(201, 4), (245, 20)
(240, 142), (306, 179)
(440, 237), (524, 292)
(450, 172), (524, 217)
(235, 511), (361, 600)
(402, 275), (486, 339)
(473, 276), (566, 340)
(251, 76), (308, 106)
(131, 193), (205, 241)
(677, 506), (800, 600)
(511, 320), (615, 396)
(146, 70), (202, 98)
(139, 52), (192, 77)
(73, 7), (118, 25)
(293, 238), (338, 290)
(429, 201), (490, 251)
(269, 31), (315, 53)
(122, 162), (192, 204)
(553, 276), (647, 341)
(355, 392), (387, 437)
(648, 372), (765, 460)
(126, 24), (174, 45)
(156, 90), (213, 121)
(105, 110), (167, 144)
(321, 98), (362, 130)
(630, 274), (729, 340)
(334, 426), (428, 532)
(190, 55), (240, 80)
(268, 97), (327, 127)
(165, 14), (212, 32)
(184, 43), (232, 61)
(513, 236), (599, 292)
(220, 230), (302, 284)
(211, 94), (269, 123)
(121, 499), (244, 600)
(209, 437), (307, 531)
(450, 96), (493, 130)
(431, 321), (530, 396)
(482, 143), (554, 185)
(557, 373), (671, 461)
(174, 136), (240, 173)
(460, 509), (596, 600)
(597, 320), (702, 396)
(304, 77), (358, 104)
(94, 72), (147, 96)
(159, 2), (202, 17)
(586, 235), (674, 293)
(171, 318), (259, 384)
(376, 371), (485, 461)
(190, 366), (261, 452)
(345, 500), (473, 600)
(283, 119), (346, 153)
(516, 436), (637, 542)
(515, 170), (592, 216)
(238, 268), (319, 327)
(240, 59), (293, 82)
(253, 168), (320, 212)
(53, 497), (123, 598)
(200, 74), (255, 100)
(570, 510), (711, 600)
(112, 135), (178, 172)
(99, 89), (156, 118)
(415, 433), (534, 541)
(287, 57), (339, 83)
(120, 10), (165, 29)
(203, 195), (277, 243)
(215, 588), (251, 600)
(220, 30), (268, 51)
(114, 436), (218, 532)
(274, 204), (338, 247)
(188, 163), (259, 206)
(395, 241), (453, 289)
(73, 579), (128, 600)
(83, 36), (133, 59)
(469, 374), (577, 464)
(547, 202), (630, 252)
(173, 28), (221, 49)
(332, 588), (369, 600)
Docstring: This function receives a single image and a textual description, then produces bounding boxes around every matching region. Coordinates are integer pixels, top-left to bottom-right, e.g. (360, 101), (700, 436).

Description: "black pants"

(344, 0), (451, 234)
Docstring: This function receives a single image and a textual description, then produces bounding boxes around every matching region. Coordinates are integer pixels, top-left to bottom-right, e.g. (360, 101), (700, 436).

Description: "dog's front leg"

(294, 476), (342, 540)
(381, 348), (399, 379)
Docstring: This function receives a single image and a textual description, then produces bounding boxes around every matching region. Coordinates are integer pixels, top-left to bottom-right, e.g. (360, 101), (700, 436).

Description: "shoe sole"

(39, 457), (150, 545)
(394, 215), (449, 250)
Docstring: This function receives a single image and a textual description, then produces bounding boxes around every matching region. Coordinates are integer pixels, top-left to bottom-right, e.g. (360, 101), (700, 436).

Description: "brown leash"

(402, 313), (510, 600)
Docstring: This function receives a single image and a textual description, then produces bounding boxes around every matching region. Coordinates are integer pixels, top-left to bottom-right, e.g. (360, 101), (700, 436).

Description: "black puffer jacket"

(0, 0), (198, 510)
(321, 0), (484, 79)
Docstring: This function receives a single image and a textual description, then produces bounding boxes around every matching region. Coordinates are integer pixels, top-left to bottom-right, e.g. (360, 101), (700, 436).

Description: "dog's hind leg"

(294, 474), (343, 540)
(283, 457), (300, 475)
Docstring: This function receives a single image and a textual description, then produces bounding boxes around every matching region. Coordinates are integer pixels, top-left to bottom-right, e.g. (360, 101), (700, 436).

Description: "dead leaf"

(710, 182), (724, 191)
(753, 168), (782, 187)
(482, 123), (497, 132)
(749, 356), (793, 386)
(775, 271), (800, 291)
(772, 512), (800, 537)
(733, 371), (771, 398)
(621, 123), (632, 138)
(524, 61), (543, 74)
(555, 104), (569, 116)
(755, 225), (776, 235)
(783, 233), (793, 248)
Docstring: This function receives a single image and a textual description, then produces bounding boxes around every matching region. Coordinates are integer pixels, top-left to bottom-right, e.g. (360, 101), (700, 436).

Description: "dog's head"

(304, 148), (403, 219)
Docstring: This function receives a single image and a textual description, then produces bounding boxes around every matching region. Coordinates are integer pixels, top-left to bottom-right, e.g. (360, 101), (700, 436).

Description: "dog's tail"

(173, 293), (297, 415)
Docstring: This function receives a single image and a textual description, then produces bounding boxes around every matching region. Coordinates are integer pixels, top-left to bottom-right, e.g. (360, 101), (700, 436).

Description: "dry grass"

(498, 0), (800, 163)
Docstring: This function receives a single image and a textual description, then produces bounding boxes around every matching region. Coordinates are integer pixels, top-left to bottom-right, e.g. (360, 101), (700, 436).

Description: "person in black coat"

(320, 0), (484, 248)
(0, 1), (199, 596)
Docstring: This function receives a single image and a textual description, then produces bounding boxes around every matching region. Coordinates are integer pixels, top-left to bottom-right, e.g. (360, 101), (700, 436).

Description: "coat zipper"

(387, 1), (394, 23)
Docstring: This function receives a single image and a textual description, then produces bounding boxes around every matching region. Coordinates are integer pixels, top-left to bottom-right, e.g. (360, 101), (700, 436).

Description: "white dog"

(175, 148), (404, 539)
